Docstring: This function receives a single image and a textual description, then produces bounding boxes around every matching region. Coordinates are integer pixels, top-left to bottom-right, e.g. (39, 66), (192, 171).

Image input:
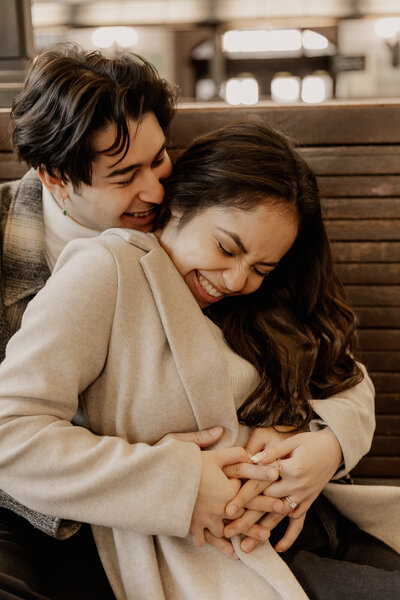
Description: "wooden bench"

(1, 102), (399, 484)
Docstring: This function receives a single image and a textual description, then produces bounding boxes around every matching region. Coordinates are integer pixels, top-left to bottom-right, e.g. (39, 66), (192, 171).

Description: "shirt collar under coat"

(2, 170), (50, 307)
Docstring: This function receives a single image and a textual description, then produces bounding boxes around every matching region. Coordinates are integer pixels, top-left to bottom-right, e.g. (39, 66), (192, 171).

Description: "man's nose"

(137, 170), (165, 205)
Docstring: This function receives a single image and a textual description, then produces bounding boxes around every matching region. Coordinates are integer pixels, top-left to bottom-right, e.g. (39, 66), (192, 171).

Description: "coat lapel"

(140, 245), (240, 446)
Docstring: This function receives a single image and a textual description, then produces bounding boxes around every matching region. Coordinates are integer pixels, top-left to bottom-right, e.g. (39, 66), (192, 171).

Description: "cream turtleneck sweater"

(42, 185), (100, 271)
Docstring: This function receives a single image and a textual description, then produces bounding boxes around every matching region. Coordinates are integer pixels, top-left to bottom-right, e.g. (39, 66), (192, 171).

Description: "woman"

(0, 122), (397, 599)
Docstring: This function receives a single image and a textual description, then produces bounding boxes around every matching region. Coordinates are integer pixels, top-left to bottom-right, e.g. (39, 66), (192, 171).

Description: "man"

(0, 43), (226, 600)
(0, 43), (376, 600)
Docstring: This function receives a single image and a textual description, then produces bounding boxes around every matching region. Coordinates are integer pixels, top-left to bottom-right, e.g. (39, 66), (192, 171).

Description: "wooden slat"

(4, 100), (400, 149)
(358, 351), (400, 372)
(322, 198), (400, 219)
(326, 220), (400, 241)
(169, 101), (400, 146)
(370, 435), (400, 455)
(0, 110), (12, 151)
(375, 393), (400, 413)
(336, 263), (400, 284)
(345, 286), (400, 306)
(319, 175), (400, 198)
(352, 456), (400, 477)
(376, 415), (400, 435)
(0, 153), (28, 180)
(355, 307), (400, 328)
(370, 372), (400, 393)
(302, 146), (400, 176)
(358, 330), (400, 350)
(331, 242), (400, 263)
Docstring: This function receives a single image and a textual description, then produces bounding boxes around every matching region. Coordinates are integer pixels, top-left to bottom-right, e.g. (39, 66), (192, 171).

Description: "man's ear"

(37, 167), (68, 197)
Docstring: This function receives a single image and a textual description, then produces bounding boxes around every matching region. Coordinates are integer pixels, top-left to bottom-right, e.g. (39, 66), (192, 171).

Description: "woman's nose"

(222, 267), (248, 293)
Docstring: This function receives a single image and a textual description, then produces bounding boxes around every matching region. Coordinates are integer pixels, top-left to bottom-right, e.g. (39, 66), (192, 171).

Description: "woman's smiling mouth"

(197, 272), (223, 299)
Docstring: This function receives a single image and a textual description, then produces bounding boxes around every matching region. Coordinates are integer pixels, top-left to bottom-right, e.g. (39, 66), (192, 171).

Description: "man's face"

(63, 112), (172, 232)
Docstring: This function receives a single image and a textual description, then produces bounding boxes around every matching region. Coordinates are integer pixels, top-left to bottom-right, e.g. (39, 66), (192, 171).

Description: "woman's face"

(158, 202), (298, 308)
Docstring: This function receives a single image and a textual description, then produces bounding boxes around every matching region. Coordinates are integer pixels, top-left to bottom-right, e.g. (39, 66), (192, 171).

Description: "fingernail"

(210, 426), (223, 437)
(232, 552), (239, 560)
(226, 504), (237, 517)
(250, 451), (267, 464)
(259, 529), (270, 540)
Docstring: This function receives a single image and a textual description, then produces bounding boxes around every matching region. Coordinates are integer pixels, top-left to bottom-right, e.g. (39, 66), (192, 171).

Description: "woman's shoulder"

(100, 228), (159, 253)
(58, 228), (156, 263)
(52, 229), (159, 290)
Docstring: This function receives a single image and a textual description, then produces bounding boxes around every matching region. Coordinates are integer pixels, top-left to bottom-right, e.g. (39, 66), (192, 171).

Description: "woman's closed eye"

(218, 242), (270, 277)
(218, 242), (233, 256)
(253, 266), (270, 278)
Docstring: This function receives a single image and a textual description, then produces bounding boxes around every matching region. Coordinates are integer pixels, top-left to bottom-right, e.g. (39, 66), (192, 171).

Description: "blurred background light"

(302, 29), (329, 50)
(374, 18), (400, 39)
(225, 75), (259, 105)
(223, 29), (302, 53)
(91, 26), (138, 49)
(301, 71), (333, 103)
(195, 78), (216, 101)
(271, 72), (300, 103)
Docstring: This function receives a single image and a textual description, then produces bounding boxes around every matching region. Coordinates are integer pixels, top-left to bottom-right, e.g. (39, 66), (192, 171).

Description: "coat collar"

(140, 242), (240, 447)
(101, 227), (240, 446)
(2, 170), (50, 307)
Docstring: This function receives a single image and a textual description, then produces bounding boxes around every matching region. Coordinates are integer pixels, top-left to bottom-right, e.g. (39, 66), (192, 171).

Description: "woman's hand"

(242, 427), (343, 517)
(222, 426), (297, 522)
(223, 426), (343, 551)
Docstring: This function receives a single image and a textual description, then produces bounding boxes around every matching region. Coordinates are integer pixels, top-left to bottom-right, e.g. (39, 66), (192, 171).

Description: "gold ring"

(272, 459), (283, 475)
(285, 496), (298, 510)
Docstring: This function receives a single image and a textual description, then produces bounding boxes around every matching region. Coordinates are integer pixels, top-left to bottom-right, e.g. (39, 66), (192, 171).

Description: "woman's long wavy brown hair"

(159, 121), (364, 429)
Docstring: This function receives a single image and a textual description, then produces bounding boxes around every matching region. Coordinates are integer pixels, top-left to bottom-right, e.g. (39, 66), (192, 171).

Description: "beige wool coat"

(0, 229), (397, 600)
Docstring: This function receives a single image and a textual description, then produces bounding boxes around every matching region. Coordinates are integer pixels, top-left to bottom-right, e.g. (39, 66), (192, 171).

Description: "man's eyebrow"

(217, 226), (278, 267)
(105, 142), (166, 179)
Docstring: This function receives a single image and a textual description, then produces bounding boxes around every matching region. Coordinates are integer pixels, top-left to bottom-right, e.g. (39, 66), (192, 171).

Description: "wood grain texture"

(1, 102), (399, 480)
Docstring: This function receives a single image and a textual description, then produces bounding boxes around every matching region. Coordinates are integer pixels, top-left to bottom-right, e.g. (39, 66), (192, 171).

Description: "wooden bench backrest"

(1, 102), (399, 482)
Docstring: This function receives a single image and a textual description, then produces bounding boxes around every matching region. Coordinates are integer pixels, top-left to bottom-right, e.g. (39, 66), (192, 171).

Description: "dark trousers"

(271, 494), (400, 600)
(0, 498), (398, 600)
(0, 508), (115, 600)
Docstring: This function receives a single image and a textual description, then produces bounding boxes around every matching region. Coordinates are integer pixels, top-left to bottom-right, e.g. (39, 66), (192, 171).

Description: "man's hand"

(155, 426), (224, 448)
(190, 447), (250, 547)
(240, 513), (307, 554)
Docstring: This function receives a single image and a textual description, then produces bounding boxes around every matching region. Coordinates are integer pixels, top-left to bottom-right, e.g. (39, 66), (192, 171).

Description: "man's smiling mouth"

(124, 208), (155, 218)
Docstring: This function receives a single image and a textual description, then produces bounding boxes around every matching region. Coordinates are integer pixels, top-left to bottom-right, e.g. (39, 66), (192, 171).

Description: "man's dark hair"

(11, 43), (178, 189)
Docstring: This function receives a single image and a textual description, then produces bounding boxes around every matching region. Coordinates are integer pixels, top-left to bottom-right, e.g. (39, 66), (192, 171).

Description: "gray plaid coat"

(0, 169), (79, 538)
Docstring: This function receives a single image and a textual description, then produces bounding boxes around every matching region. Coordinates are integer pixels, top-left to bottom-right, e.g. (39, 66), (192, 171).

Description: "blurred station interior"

(2, 0), (400, 107)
